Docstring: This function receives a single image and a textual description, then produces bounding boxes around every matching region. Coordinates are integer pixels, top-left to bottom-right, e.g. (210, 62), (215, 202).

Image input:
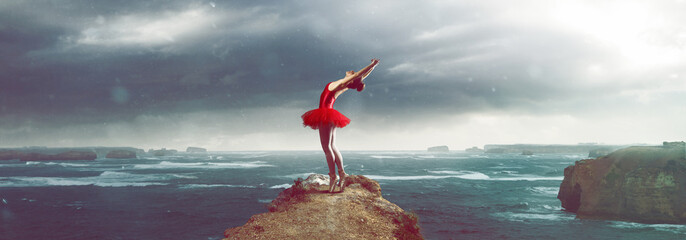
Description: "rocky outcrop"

(558, 142), (686, 223)
(19, 151), (97, 161)
(224, 174), (423, 240)
(427, 145), (449, 152)
(148, 148), (177, 156)
(485, 144), (626, 154)
(105, 150), (137, 159)
(588, 148), (612, 158)
(465, 146), (484, 152)
(186, 147), (207, 153)
(0, 150), (22, 160)
(2, 147), (145, 160)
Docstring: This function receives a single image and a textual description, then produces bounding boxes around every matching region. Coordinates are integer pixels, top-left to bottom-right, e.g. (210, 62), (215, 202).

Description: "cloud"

(1, 0), (685, 150)
(75, 9), (214, 46)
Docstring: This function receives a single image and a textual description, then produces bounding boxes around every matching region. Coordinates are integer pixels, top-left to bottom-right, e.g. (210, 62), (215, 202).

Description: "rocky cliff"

(484, 144), (627, 154)
(557, 142), (686, 223)
(105, 150), (137, 159)
(223, 174), (423, 240)
(186, 147), (207, 153)
(0, 150), (97, 161)
(427, 145), (449, 152)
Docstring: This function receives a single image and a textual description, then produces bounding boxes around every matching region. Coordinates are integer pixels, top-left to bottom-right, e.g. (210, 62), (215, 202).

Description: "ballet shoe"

(328, 173), (338, 193)
(338, 171), (347, 192)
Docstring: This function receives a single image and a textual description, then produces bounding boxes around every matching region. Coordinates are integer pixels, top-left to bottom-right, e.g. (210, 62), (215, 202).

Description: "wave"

(237, 152), (271, 159)
(528, 187), (560, 195)
(367, 171), (561, 182)
(427, 170), (491, 180)
(489, 165), (524, 169)
(24, 161), (91, 167)
(498, 212), (572, 222)
(414, 155), (469, 160)
(170, 174), (198, 179)
(562, 154), (585, 159)
(0, 171), (193, 187)
(367, 172), (490, 181)
(491, 176), (564, 181)
(281, 172), (317, 179)
(270, 183), (293, 189)
(132, 161), (273, 169)
(370, 155), (405, 159)
(611, 221), (686, 234)
(179, 184), (255, 189)
(540, 205), (562, 211)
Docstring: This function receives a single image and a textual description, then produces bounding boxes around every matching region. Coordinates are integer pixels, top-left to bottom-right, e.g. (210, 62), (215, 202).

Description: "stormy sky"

(1, 0), (685, 151)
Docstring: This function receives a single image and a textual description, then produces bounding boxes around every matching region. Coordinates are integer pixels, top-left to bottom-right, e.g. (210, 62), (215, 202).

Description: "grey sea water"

(1, 151), (685, 239)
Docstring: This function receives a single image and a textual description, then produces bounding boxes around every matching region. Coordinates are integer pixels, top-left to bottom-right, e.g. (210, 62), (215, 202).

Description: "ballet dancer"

(301, 58), (380, 193)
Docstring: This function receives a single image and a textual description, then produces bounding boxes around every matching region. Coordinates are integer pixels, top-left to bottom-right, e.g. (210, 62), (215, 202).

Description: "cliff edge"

(558, 142), (686, 223)
(223, 174), (423, 240)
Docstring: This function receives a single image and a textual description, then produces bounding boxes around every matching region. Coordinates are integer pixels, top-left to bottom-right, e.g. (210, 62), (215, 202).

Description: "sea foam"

(132, 161), (273, 169)
(611, 222), (686, 234)
(24, 161), (90, 167)
(179, 184), (255, 189)
(367, 170), (490, 181)
(270, 183), (293, 189)
(491, 176), (564, 181)
(528, 187), (560, 195)
(0, 171), (179, 187)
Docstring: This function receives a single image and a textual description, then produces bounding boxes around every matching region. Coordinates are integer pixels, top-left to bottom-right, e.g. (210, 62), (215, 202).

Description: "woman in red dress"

(302, 59), (380, 193)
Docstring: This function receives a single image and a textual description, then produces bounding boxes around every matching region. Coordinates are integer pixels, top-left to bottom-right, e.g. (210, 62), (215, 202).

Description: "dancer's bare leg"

(319, 124), (337, 192)
(329, 126), (347, 191)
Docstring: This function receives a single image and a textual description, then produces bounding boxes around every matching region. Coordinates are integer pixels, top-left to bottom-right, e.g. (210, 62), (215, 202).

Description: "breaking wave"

(0, 171), (186, 187)
(179, 184), (255, 189)
(367, 171), (490, 181)
(24, 161), (91, 167)
(611, 222), (686, 234)
(132, 161), (273, 169)
(270, 183), (293, 189)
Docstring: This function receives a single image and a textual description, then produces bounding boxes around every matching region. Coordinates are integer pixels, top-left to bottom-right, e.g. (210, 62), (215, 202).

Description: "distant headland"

(481, 143), (636, 157)
(0, 146), (209, 161)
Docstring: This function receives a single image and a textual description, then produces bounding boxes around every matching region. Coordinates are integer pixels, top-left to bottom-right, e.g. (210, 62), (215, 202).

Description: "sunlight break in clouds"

(552, 1), (686, 69)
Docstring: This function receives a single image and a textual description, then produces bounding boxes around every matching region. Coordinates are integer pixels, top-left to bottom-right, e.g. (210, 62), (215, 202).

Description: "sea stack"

(427, 145), (449, 152)
(223, 174), (423, 240)
(186, 147), (207, 153)
(558, 142), (686, 223)
(105, 150), (137, 159)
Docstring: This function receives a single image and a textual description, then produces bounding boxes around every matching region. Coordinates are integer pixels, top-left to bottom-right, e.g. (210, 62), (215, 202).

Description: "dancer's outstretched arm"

(353, 59), (379, 80)
(331, 58), (379, 91)
(334, 59), (379, 90)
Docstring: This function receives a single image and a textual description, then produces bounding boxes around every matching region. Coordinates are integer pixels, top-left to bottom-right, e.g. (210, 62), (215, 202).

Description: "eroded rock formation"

(224, 174), (423, 240)
(558, 142), (686, 223)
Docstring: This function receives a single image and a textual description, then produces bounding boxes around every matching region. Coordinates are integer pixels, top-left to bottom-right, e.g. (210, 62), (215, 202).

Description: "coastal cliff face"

(558, 143), (686, 223)
(223, 174), (423, 240)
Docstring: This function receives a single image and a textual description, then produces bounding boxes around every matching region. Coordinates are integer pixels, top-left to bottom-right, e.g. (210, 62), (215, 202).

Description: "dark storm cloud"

(1, 1), (567, 122)
(1, 1), (383, 123)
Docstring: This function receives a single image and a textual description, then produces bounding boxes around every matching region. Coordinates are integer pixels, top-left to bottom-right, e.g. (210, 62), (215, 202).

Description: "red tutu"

(301, 108), (350, 129)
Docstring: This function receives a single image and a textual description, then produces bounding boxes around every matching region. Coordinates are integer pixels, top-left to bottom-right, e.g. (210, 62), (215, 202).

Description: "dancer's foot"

(328, 173), (337, 193)
(338, 171), (348, 192)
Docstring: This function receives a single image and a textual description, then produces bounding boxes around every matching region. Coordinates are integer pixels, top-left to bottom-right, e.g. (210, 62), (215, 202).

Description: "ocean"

(1, 151), (685, 240)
